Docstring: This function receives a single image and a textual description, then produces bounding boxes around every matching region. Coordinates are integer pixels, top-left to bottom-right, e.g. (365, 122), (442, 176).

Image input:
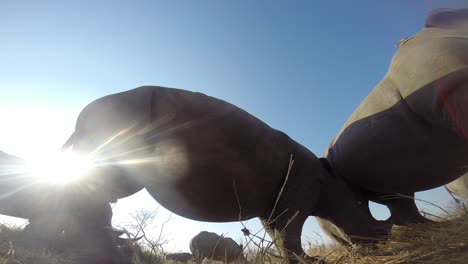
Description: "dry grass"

(309, 207), (468, 264)
(0, 223), (165, 264)
(0, 224), (75, 264)
(0, 206), (466, 263)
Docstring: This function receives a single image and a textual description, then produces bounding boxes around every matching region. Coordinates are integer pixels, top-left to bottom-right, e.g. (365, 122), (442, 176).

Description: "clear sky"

(0, 0), (466, 252)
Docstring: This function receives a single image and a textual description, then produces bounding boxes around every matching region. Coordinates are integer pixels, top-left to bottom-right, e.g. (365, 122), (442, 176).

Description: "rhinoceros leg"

(192, 253), (203, 264)
(21, 214), (66, 251)
(375, 193), (432, 226)
(260, 213), (323, 264)
(64, 198), (122, 264)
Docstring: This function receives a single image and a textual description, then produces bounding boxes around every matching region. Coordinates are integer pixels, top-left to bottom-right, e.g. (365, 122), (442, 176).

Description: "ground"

(0, 206), (466, 263)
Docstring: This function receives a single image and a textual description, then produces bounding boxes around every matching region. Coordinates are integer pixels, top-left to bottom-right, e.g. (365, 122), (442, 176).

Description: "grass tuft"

(309, 207), (468, 264)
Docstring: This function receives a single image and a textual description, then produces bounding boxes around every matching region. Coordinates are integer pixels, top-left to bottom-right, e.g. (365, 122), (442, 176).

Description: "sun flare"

(25, 151), (93, 184)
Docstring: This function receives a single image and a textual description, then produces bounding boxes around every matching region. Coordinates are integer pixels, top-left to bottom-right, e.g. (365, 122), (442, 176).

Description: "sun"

(24, 151), (93, 184)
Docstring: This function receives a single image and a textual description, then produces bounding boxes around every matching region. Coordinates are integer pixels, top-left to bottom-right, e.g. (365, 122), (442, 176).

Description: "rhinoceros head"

(314, 159), (392, 244)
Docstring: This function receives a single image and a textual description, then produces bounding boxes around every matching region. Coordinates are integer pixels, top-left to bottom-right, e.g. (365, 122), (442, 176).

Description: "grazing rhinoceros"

(319, 8), (468, 245)
(61, 85), (391, 264)
(190, 231), (244, 263)
(446, 173), (468, 200)
(165, 252), (193, 263)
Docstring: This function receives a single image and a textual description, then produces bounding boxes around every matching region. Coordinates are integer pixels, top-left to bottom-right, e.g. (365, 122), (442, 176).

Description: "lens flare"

(25, 152), (93, 184)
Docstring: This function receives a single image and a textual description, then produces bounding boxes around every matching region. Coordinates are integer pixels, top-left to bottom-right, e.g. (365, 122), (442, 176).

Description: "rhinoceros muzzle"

(348, 218), (392, 244)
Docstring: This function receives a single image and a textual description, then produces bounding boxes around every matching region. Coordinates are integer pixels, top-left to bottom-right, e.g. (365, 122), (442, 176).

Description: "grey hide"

(61, 83), (395, 264)
(320, 8), (468, 245)
(190, 231), (244, 263)
(165, 252), (193, 263)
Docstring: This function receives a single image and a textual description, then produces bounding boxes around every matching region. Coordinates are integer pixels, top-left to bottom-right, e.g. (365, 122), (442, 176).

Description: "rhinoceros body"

(321, 8), (468, 243)
(63, 85), (391, 263)
(165, 252), (192, 263)
(190, 231), (243, 263)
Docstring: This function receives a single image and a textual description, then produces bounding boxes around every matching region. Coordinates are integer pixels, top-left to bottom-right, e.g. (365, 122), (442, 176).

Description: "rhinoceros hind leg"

(384, 193), (433, 226)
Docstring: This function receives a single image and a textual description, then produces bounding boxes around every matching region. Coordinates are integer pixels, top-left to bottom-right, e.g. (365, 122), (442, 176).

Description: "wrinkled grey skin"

(165, 252), (193, 263)
(446, 173), (468, 200)
(189, 231), (244, 264)
(62, 86), (391, 264)
(320, 8), (468, 245)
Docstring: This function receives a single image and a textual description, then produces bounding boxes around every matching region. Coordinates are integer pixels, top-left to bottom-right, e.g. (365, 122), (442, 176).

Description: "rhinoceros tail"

(61, 132), (75, 151)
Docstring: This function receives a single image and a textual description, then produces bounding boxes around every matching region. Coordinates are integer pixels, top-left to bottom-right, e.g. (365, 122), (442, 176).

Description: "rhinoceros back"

(190, 231), (243, 262)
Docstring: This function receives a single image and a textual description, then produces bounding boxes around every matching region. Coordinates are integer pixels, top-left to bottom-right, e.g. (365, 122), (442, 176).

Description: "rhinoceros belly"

(72, 86), (310, 222)
(327, 86), (468, 194)
(131, 146), (290, 222)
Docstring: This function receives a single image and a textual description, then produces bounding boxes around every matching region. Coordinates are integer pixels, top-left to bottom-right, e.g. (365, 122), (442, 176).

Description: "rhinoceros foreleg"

(22, 214), (67, 251)
(64, 199), (122, 264)
(260, 213), (323, 264)
(377, 193), (432, 226)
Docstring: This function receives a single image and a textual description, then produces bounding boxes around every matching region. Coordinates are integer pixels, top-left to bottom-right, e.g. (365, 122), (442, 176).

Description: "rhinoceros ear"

(425, 8), (468, 28)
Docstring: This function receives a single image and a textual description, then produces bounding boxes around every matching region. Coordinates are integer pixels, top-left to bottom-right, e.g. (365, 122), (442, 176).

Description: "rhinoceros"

(319, 8), (468, 244)
(61, 85), (391, 264)
(190, 231), (244, 263)
(165, 252), (193, 263)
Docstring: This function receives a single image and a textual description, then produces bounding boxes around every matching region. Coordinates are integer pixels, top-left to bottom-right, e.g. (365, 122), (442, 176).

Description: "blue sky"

(0, 0), (466, 252)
